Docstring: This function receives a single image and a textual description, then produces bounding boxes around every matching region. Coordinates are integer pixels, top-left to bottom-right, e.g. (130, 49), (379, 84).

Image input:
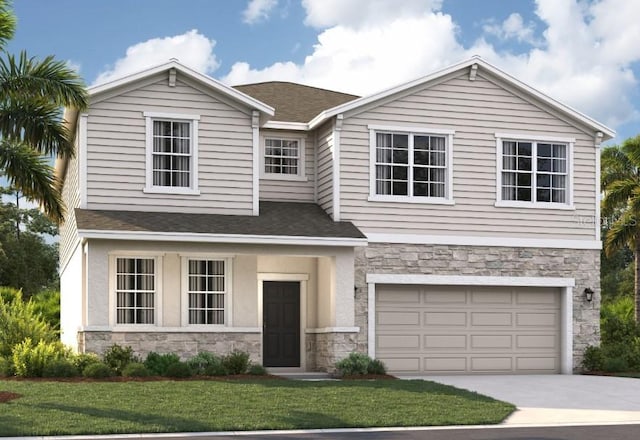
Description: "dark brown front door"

(263, 281), (300, 367)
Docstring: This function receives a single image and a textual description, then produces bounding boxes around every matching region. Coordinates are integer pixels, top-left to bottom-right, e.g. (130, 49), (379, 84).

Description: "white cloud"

(223, 0), (640, 132)
(483, 13), (539, 45)
(94, 30), (219, 85)
(243, 0), (278, 24)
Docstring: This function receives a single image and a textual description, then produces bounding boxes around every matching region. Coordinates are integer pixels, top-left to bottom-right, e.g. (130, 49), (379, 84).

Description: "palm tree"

(0, 0), (87, 222)
(601, 135), (640, 322)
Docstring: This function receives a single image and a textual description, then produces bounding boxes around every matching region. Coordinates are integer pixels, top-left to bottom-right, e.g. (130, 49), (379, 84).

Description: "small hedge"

(122, 362), (150, 377)
(83, 362), (113, 379)
(334, 352), (387, 376)
(144, 352), (181, 376)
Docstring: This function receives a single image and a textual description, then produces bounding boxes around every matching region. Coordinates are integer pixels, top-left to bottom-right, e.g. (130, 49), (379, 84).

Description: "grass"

(0, 379), (515, 436)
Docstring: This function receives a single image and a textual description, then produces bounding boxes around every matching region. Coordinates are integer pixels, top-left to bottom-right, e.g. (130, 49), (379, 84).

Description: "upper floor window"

(115, 257), (155, 325)
(144, 112), (200, 195)
(495, 133), (574, 209)
(261, 136), (306, 180)
(368, 125), (454, 204)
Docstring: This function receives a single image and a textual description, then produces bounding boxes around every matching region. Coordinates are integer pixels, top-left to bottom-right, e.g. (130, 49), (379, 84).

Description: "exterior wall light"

(584, 288), (594, 302)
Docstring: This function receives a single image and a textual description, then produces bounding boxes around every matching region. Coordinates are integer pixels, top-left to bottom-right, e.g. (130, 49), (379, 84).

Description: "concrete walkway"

(407, 375), (640, 425)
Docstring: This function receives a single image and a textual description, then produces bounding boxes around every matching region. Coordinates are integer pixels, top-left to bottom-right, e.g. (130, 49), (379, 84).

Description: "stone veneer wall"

(354, 244), (600, 370)
(306, 332), (358, 372)
(79, 331), (261, 362)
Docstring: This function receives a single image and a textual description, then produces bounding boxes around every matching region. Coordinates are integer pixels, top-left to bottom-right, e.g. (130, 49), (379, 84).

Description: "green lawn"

(0, 379), (515, 436)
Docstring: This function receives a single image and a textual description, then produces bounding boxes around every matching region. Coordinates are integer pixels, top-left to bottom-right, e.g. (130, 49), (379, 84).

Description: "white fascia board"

(308, 57), (615, 139)
(77, 229), (367, 247)
(263, 121), (309, 131)
(366, 273), (576, 287)
(89, 60), (275, 116)
(365, 232), (601, 250)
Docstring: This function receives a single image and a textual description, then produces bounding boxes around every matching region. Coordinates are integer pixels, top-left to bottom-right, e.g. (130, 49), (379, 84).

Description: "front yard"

(0, 379), (515, 436)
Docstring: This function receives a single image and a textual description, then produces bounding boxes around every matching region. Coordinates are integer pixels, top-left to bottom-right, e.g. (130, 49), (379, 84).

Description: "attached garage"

(368, 276), (573, 375)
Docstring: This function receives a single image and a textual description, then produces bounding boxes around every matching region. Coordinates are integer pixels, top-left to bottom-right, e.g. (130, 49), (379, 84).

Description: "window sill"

(368, 195), (455, 205)
(494, 201), (575, 210)
(103, 326), (261, 333)
(143, 187), (201, 196)
(260, 174), (308, 182)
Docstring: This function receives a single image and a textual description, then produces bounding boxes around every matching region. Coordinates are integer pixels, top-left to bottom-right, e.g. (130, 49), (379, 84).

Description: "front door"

(263, 281), (300, 367)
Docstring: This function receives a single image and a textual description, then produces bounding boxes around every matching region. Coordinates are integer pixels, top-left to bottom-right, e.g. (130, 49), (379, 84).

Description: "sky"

(6, 0), (640, 146)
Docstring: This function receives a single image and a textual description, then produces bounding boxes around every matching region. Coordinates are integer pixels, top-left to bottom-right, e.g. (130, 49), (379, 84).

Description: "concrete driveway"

(401, 375), (640, 425)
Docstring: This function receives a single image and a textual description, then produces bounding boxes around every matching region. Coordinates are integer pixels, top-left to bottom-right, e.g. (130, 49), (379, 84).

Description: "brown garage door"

(375, 284), (561, 374)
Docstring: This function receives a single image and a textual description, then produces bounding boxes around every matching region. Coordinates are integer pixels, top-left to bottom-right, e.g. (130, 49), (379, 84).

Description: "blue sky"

(7, 0), (640, 144)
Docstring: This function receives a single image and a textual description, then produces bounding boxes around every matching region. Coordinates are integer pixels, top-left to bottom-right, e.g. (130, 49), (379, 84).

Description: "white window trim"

(181, 256), (233, 328)
(495, 133), (575, 210)
(368, 124), (454, 204)
(259, 134), (307, 181)
(144, 111), (201, 195)
(109, 254), (163, 328)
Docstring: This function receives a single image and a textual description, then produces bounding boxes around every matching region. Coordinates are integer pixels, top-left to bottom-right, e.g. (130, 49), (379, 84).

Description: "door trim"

(258, 273), (308, 371)
(366, 274), (574, 375)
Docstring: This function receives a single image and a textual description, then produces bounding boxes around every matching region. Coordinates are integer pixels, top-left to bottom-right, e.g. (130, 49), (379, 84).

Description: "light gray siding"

(86, 73), (254, 215)
(59, 132), (81, 270)
(339, 71), (598, 240)
(259, 129), (315, 202)
(316, 120), (334, 216)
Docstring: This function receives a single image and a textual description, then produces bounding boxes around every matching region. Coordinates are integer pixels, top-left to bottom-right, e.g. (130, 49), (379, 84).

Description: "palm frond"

(0, 140), (64, 222)
(602, 178), (639, 218)
(0, 98), (74, 158)
(604, 210), (640, 257)
(0, 51), (87, 110)
(622, 135), (640, 168)
(0, 0), (15, 49)
(601, 146), (637, 189)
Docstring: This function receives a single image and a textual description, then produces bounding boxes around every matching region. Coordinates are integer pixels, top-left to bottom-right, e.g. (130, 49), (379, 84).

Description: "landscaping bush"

(30, 290), (61, 334)
(122, 362), (150, 377)
(144, 352), (180, 376)
(247, 363), (267, 375)
(103, 344), (139, 375)
(42, 358), (79, 378)
(582, 345), (605, 372)
(11, 338), (68, 377)
(83, 362), (113, 379)
(204, 361), (229, 376)
(335, 352), (387, 376)
(72, 352), (101, 372)
(222, 350), (250, 375)
(603, 356), (629, 373)
(164, 361), (193, 378)
(0, 356), (14, 377)
(187, 351), (223, 375)
(0, 287), (55, 358)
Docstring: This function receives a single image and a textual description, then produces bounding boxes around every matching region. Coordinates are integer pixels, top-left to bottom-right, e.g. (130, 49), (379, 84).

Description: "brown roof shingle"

(233, 82), (359, 123)
(75, 201), (365, 240)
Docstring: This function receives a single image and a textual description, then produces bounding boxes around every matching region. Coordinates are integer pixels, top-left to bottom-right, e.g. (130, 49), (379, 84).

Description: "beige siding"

(59, 133), (81, 269)
(259, 129), (315, 202)
(339, 71), (598, 240)
(316, 120), (334, 216)
(86, 73), (254, 215)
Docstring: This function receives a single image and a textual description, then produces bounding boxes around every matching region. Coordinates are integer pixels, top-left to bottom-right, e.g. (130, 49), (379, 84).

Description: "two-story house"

(57, 56), (613, 374)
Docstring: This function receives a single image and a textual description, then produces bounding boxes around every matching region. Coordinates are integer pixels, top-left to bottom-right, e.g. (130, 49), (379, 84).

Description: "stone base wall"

(354, 244), (600, 371)
(306, 332), (358, 372)
(78, 331), (262, 362)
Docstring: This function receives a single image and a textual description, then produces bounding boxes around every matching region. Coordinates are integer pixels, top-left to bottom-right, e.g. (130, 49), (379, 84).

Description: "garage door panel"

(425, 311), (466, 326)
(376, 284), (560, 374)
(424, 334), (466, 349)
(377, 311), (420, 325)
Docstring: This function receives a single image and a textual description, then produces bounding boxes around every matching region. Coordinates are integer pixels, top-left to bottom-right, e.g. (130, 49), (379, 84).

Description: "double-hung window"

(496, 133), (573, 208)
(144, 112), (200, 194)
(262, 137), (305, 180)
(369, 125), (454, 203)
(115, 257), (156, 325)
(185, 259), (229, 325)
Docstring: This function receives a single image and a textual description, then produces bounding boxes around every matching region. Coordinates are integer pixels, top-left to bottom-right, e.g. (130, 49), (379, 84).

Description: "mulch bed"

(0, 391), (22, 403)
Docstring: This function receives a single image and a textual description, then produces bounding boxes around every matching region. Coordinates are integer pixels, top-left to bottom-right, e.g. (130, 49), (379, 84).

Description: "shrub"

(0, 356), (14, 377)
(0, 287), (56, 358)
(83, 362), (113, 379)
(103, 344), (139, 375)
(204, 361), (229, 376)
(582, 345), (605, 371)
(247, 363), (267, 375)
(30, 290), (61, 334)
(187, 351), (223, 375)
(367, 358), (387, 375)
(335, 352), (370, 376)
(11, 338), (68, 377)
(603, 356), (629, 373)
(222, 350), (250, 375)
(164, 361), (192, 378)
(122, 362), (150, 377)
(42, 358), (79, 378)
(144, 352), (181, 376)
(72, 352), (101, 372)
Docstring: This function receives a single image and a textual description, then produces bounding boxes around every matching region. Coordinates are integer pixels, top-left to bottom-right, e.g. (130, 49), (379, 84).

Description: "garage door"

(375, 285), (561, 374)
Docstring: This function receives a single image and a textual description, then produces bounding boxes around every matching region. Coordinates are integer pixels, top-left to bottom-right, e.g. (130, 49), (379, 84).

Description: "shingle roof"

(75, 201), (365, 240)
(233, 82), (359, 123)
